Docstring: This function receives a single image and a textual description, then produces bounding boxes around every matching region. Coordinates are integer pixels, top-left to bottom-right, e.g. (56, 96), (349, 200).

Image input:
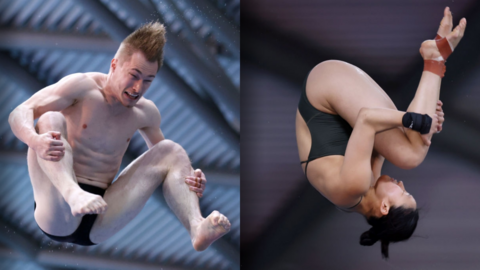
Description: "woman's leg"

(307, 12), (466, 169)
(375, 13), (466, 168)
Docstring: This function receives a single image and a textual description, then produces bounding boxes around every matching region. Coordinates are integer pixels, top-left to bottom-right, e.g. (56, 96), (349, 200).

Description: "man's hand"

(185, 169), (207, 198)
(436, 100), (444, 133)
(31, 131), (65, 161)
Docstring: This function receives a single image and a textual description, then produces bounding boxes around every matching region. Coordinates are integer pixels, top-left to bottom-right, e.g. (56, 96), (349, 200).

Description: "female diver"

(295, 7), (466, 258)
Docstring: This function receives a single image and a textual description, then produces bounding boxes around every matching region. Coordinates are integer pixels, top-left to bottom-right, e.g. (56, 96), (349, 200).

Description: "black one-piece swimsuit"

(298, 71), (363, 210)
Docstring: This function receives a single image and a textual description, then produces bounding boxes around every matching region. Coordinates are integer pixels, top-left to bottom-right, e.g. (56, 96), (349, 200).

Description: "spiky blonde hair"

(116, 21), (166, 71)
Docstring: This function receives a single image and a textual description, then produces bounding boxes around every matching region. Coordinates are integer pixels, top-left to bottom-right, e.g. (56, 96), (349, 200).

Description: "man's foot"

(66, 187), (108, 217)
(191, 210), (231, 251)
(420, 13), (466, 60)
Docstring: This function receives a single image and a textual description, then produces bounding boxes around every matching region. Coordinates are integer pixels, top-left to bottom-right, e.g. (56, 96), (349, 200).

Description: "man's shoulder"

(83, 72), (107, 89)
(135, 98), (161, 127)
(136, 98), (159, 113)
(57, 72), (100, 93)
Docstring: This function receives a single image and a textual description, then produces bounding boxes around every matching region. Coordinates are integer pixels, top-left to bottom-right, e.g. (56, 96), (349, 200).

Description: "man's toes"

(212, 216), (220, 225)
(211, 210), (220, 218)
(218, 215), (231, 229)
(78, 208), (87, 216)
(94, 202), (106, 214)
(218, 215), (226, 224)
(223, 219), (231, 230)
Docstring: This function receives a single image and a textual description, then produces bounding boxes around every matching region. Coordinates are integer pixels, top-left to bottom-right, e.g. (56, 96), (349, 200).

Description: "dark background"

(241, 1), (480, 269)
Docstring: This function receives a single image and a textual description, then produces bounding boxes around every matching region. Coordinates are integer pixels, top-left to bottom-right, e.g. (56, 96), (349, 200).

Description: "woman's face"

(375, 175), (417, 210)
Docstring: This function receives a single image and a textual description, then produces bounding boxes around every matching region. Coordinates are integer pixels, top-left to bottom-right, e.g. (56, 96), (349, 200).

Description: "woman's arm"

(338, 108), (436, 200)
(371, 149), (385, 182)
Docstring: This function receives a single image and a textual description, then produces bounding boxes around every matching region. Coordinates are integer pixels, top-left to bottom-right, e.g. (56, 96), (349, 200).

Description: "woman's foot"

(437, 7), (453, 38)
(420, 8), (466, 61)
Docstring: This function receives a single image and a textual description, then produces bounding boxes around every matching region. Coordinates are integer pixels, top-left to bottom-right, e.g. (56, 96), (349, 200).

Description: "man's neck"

(102, 75), (131, 114)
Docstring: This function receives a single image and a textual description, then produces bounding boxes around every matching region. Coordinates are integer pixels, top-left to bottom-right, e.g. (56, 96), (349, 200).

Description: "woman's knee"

(395, 149), (426, 170)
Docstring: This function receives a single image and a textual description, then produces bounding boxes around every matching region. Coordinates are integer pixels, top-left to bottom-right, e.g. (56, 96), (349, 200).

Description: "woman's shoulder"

(306, 156), (368, 207)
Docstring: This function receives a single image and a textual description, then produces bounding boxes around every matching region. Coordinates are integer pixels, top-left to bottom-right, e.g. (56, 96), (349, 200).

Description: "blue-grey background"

(0, 0), (239, 269)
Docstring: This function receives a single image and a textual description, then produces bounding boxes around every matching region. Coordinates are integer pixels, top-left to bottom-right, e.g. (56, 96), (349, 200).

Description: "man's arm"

(138, 100), (165, 148)
(9, 73), (90, 154)
(138, 101), (206, 197)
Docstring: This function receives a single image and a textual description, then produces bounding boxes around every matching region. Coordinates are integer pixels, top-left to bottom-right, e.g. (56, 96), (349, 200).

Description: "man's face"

(112, 50), (157, 107)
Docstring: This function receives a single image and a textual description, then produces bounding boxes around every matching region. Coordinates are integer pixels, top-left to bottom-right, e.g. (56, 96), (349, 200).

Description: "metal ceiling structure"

(0, 0), (239, 269)
(241, 0), (480, 269)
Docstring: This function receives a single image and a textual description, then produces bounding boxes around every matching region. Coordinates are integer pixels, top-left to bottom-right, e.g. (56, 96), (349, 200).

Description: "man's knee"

(36, 112), (67, 134)
(152, 140), (188, 160)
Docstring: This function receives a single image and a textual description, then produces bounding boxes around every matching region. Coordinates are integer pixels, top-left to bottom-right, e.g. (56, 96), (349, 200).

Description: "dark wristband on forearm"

(402, 112), (432, 134)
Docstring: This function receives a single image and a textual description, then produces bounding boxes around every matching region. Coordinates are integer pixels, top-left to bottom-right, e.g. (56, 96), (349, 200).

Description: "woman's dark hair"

(360, 207), (419, 259)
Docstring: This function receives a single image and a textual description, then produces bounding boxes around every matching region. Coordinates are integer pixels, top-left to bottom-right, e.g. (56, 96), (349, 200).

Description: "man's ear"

(111, 58), (117, 71)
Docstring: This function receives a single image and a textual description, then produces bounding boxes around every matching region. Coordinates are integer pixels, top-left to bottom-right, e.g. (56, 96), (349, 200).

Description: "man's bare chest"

(62, 97), (141, 154)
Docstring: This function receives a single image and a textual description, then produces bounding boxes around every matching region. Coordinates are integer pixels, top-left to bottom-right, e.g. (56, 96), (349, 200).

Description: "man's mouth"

(124, 91), (139, 100)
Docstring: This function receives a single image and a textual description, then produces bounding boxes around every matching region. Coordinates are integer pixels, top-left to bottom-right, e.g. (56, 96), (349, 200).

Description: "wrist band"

(402, 112), (432, 134)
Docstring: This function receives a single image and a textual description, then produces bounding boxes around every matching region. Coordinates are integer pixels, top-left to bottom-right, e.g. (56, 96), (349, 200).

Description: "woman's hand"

(436, 100), (444, 133)
(420, 114), (439, 146)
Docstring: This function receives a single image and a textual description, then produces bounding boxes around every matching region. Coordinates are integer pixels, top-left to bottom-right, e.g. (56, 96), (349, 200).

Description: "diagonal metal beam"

(0, 52), (43, 93)
(0, 219), (38, 260)
(0, 247), (187, 270)
(78, 0), (240, 132)
(0, 150), (28, 165)
(0, 28), (117, 53)
(163, 0), (231, 73)
(182, 0), (240, 58)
